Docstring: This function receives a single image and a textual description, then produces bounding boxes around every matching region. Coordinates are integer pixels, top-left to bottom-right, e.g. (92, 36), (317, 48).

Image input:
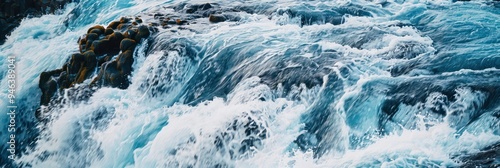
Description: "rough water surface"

(0, 0), (499, 167)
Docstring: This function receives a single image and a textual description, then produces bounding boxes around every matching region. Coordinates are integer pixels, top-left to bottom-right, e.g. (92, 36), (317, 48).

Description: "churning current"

(0, 0), (499, 167)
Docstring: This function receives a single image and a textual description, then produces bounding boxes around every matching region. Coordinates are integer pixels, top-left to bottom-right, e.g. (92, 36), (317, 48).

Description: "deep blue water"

(0, 0), (499, 167)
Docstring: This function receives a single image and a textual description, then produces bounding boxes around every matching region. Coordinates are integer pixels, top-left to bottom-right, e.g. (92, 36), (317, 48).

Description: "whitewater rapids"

(0, 0), (499, 167)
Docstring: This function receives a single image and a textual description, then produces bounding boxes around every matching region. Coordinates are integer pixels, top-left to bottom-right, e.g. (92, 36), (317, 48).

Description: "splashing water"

(1, 0), (499, 167)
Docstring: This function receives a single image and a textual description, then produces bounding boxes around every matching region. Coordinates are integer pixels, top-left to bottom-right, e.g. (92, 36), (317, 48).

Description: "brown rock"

(78, 36), (87, 53)
(83, 50), (97, 70)
(120, 17), (131, 23)
(91, 39), (112, 56)
(85, 33), (99, 51)
(74, 51), (97, 83)
(87, 25), (105, 34)
(97, 55), (112, 66)
(39, 69), (64, 105)
(107, 32), (124, 52)
(124, 29), (138, 39)
(104, 28), (114, 35)
(92, 59), (131, 89)
(176, 19), (187, 25)
(107, 21), (121, 29)
(85, 33), (99, 41)
(117, 23), (131, 30)
(117, 50), (134, 73)
(68, 53), (85, 77)
(134, 25), (150, 42)
(120, 38), (137, 52)
(209, 14), (226, 23)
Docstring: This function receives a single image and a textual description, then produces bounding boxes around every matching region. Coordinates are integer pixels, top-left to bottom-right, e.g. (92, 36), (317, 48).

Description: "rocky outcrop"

(37, 1), (234, 114)
(0, 0), (73, 45)
(37, 16), (154, 120)
(35, 2), (274, 121)
(37, 3), (254, 118)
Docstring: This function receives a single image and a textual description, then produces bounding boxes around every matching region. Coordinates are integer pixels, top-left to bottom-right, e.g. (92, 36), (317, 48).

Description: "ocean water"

(0, 0), (499, 167)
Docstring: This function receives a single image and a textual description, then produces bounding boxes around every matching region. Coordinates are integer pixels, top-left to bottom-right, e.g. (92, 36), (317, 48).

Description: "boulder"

(39, 69), (64, 105)
(86, 33), (99, 41)
(120, 17), (131, 23)
(97, 55), (112, 66)
(92, 61), (129, 89)
(84, 33), (99, 51)
(74, 50), (97, 83)
(91, 39), (112, 56)
(92, 42), (136, 89)
(68, 53), (85, 78)
(120, 38), (137, 52)
(108, 32), (124, 42)
(117, 50), (134, 73)
(124, 29), (138, 39)
(107, 21), (121, 29)
(83, 51), (97, 69)
(87, 25), (105, 34)
(89, 28), (103, 35)
(134, 25), (150, 42)
(78, 36), (87, 53)
(186, 3), (212, 13)
(107, 32), (124, 52)
(198, 3), (213, 10)
(57, 70), (71, 89)
(209, 14), (226, 23)
(104, 28), (114, 35)
(117, 23), (131, 30)
(39, 79), (57, 106)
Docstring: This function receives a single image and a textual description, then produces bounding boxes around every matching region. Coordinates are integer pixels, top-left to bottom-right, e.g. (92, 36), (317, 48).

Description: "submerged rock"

(209, 14), (226, 23)
(185, 3), (213, 13)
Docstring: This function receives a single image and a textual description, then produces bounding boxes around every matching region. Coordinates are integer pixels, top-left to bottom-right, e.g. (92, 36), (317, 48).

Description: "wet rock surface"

(36, 2), (252, 120)
(27, 2), (500, 167)
(37, 16), (154, 120)
(0, 0), (73, 45)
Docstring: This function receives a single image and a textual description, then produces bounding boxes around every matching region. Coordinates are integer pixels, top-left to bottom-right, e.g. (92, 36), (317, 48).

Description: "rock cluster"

(150, 2), (242, 30)
(36, 2), (247, 120)
(38, 17), (152, 113)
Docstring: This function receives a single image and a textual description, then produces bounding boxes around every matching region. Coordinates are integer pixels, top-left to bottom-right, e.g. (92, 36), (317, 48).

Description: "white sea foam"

(2, 0), (499, 167)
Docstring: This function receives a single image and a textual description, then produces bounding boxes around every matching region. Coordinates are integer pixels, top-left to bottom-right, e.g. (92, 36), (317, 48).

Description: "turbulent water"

(1, 0), (500, 167)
